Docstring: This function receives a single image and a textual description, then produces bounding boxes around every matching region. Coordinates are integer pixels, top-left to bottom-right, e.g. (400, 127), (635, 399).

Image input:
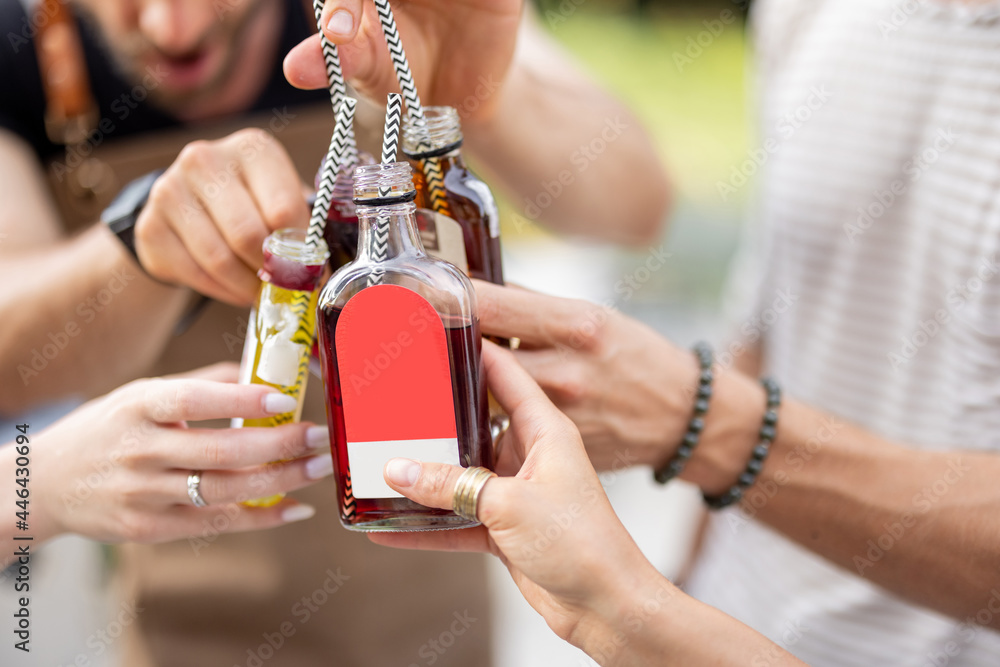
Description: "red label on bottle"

(335, 284), (459, 498)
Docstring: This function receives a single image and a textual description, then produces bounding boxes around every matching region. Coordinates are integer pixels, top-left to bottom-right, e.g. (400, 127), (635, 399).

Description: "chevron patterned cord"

(306, 97), (358, 249)
(312, 0), (358, 169)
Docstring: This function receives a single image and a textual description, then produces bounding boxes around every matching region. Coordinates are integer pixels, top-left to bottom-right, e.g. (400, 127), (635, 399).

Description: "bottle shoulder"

(318, 254), (476, 319)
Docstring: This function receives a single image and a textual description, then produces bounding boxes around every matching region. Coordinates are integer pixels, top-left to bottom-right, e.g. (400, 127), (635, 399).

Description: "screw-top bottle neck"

(352, 162), (426, 263)
(402, 106), (463, 160)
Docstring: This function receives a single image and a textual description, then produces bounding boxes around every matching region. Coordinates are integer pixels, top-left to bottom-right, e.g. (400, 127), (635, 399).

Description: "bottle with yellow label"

(235, 228), (329, 507)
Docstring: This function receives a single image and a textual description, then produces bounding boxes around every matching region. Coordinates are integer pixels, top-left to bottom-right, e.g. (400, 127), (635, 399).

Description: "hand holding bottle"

(135, 129), (310, 306)
(372, 343), (802, 666)
(7, 363), (330, 554)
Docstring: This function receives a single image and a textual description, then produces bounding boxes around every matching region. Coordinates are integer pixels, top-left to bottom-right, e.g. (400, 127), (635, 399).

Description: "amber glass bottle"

(403, 106), (503, 285)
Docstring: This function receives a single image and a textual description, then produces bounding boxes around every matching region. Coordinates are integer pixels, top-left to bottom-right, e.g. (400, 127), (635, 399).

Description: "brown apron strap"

(33, 0), (98, 146)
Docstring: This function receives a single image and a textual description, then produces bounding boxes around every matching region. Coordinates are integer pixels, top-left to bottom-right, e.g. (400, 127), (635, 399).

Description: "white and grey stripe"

(688, 0), (1000, 664)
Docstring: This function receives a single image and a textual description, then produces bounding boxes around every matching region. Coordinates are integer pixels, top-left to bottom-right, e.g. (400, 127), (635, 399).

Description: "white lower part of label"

(347, 437), (460, 499)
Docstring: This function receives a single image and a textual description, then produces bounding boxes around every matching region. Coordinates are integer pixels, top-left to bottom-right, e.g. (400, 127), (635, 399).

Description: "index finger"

(228, 130), (309, 232)
(139, 379), (300, 423)
(482, 342), (572, 445)
(474, 280), (597, 348)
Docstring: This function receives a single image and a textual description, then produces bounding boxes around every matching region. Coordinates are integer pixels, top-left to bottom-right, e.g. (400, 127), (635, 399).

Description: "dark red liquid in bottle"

(260, 247), (325, 291)
(410, 159), (504, 285)
(318, 304), (492, 529)
(324, 198), (360, 271)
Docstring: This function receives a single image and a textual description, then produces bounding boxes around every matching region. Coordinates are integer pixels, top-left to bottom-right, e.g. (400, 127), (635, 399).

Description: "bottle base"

(341, 512), (479, 532)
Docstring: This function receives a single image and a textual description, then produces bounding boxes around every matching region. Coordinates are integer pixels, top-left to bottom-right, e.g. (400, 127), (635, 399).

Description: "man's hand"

(283, 0), (522, 125)
(135, 128), (310, 305)
(474, 280), (704, 472)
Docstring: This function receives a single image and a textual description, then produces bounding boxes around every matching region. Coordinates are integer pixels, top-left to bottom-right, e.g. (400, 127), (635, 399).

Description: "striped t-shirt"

(686, 0), (1000, 664)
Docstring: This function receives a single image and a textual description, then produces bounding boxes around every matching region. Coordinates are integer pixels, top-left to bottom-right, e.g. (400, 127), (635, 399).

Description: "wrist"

(681, 367), (766, 496)
(573, 562), (683, 667)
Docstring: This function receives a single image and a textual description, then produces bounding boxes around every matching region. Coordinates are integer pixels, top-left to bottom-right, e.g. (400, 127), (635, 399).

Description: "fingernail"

(282, 504), (316, 522)
(326, 9), (353, 36)
(263, 393), (298, 414)
(385, 458), (420, 487)
(305, 454), (334, 480)
(306, 425), (329, 450)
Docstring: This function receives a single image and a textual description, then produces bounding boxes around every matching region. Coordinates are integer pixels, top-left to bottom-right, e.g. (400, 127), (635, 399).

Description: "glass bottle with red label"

(316, 161), (492, 531)
(402, 106), (503, 285)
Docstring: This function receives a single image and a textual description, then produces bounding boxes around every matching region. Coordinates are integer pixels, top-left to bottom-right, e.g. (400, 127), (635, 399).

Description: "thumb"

(384, 459), (499, 521)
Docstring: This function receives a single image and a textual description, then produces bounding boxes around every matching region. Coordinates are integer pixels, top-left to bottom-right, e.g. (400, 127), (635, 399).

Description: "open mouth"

(155, 46), (219, 92)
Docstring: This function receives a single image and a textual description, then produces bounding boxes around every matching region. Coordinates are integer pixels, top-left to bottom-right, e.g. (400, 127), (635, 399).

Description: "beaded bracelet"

(702, 377), (782, 510)
(653, 342), (714, 485)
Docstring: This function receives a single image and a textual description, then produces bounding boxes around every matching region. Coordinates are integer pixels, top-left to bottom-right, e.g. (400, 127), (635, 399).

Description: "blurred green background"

(497, 0), (752, 336)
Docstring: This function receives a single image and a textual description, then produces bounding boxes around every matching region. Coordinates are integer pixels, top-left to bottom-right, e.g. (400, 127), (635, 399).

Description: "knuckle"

(477, 287), (500, 325)
(547, 363), (588, 403)
(201, 438), (235, 469)
(423, 465), (453, 498)
(204, 245), (239, 276)
(177, 140), (215, 170)
(263, 194), (305, 229)
(234, 126), (271, 148)
(203, 472), (235, 505)
(476, 480), (507, 526)
(230, 221), (266, 258)
(274, 425), (308, 461)
(116, 475), (146, 508)
(146, 379), (190, 422)
(145, 176), (176, 212)
(565, 303), (609, 352)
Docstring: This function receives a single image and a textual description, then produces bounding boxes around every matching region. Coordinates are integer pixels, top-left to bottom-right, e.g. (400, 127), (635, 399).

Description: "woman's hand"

(283, 0), (522, 125)
(371, 342), (666, 648)
(22, 364), (331, 547)
(370, 344), (800, 666)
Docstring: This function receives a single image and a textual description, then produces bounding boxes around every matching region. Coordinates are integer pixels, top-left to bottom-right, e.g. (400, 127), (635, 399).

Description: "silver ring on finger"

(187, 471), (209, 507)
(452, 466), (496, 522)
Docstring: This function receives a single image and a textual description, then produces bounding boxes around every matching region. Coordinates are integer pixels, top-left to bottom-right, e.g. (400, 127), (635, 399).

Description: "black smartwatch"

(101, 169), (164, 265)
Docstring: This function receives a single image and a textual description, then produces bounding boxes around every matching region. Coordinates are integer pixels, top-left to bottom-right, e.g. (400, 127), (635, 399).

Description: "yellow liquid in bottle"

(241, 281), (320, 507)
